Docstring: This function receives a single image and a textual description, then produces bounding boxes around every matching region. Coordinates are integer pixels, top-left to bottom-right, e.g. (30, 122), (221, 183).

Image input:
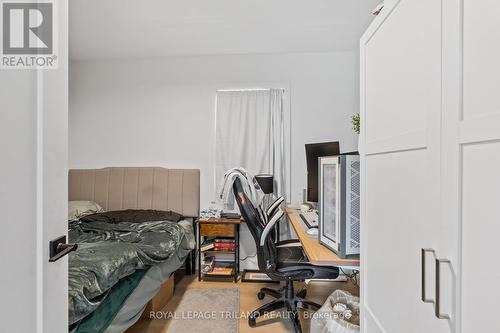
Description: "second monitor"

(305, 141), (340, 203)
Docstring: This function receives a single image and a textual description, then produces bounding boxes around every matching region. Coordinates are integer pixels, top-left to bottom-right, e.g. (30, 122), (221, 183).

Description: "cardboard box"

(141, 274), (175, 319)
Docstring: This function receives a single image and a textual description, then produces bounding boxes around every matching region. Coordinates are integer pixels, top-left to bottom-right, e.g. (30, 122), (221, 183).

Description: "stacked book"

(211, 252), (234, 262)
(201, 256), (234, 276)
(200, 238), (236, 252)
(206, 266), (233, 276)
(201, 238), (236, 276)
(214, 238), (236, 251)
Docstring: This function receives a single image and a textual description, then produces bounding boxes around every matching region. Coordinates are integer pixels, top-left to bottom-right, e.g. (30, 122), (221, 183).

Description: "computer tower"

(318, 154), (360, 258)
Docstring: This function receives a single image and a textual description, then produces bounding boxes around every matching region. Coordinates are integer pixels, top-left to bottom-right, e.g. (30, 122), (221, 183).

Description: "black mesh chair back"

(233, 178), (280, 279)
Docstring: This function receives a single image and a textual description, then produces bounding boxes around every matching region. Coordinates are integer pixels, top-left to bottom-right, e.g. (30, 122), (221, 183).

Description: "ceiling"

(69, 0), (379, 61)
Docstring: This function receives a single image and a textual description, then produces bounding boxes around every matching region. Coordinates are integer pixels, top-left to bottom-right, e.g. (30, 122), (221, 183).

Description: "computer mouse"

(306, 227), (319, 236)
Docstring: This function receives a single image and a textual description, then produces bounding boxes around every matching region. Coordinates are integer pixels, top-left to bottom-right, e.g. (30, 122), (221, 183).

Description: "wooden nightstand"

(196, 217), (242, 283)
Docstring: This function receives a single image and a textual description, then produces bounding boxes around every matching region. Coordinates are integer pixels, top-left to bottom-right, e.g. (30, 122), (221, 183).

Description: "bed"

(68, 167), (200, 333)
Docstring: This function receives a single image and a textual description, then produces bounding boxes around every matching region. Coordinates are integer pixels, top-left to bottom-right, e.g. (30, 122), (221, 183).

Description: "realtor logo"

(1, 1), (57, 69)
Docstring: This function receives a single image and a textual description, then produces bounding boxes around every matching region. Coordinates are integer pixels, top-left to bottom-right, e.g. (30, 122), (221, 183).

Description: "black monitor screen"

(305, 142), (340, 202)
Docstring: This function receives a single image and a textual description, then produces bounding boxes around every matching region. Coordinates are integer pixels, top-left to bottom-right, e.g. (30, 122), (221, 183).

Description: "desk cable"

(339, 267), (359, 286)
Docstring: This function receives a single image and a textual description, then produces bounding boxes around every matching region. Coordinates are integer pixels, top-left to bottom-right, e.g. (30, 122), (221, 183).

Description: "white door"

(441, 0), (500, 332)
(0, 1), (68, 332)
(360, 0), (450, 332)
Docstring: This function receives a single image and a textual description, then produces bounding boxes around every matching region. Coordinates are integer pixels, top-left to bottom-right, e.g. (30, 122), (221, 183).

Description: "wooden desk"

(285, 208), (360, 267)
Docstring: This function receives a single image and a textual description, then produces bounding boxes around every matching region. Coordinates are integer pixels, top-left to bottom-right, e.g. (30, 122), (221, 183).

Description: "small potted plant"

(351, 114), (361, 152)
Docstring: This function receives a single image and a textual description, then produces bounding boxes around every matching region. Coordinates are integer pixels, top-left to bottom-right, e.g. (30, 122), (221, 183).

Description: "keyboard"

(299, 211), (319, 228)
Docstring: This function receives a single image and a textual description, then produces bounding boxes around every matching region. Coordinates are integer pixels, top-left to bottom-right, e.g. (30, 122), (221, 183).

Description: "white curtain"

(215, 89), (288, 203)
(216, 89), (289, 270)
(269, 89), (286, 201)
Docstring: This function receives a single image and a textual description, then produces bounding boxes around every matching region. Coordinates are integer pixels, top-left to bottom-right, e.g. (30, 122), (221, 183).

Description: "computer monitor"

(305, 141), (340, 202)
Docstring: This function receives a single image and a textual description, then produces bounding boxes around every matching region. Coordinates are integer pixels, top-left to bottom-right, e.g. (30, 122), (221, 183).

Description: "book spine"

(212, 247), (236, 252)
(201, 245), (215, 251)
(214, 243), (236, 248)
(214, 239), (235, 243)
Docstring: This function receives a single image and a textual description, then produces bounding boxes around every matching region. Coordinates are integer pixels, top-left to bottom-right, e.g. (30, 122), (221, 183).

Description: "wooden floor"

(127, 273), (359, 333)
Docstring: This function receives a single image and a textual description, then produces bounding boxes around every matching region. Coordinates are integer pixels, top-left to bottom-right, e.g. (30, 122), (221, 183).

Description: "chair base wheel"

(257, 291), (265, 300)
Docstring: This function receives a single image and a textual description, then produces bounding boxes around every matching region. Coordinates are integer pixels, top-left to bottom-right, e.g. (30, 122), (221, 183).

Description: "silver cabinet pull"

(421, 248), (435, 303)
(435, 258), (451, 320)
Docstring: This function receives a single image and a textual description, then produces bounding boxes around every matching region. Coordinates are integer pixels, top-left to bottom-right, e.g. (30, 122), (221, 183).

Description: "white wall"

(69, 52), (359, 270)
(69, 52), (359, 208)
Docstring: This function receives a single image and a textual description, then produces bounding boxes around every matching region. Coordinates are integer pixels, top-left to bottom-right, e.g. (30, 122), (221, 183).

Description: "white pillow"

(68, 200), (104, 221)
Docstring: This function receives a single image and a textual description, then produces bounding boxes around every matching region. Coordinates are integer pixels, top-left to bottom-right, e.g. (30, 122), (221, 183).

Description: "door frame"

(36, 1), (69, 332)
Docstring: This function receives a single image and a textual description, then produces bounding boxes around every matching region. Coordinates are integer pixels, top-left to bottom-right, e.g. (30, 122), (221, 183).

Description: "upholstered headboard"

(68, 167), (200, 217)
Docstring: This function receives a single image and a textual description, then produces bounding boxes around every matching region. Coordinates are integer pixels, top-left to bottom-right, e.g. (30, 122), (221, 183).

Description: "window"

(215, 88), (289, 203)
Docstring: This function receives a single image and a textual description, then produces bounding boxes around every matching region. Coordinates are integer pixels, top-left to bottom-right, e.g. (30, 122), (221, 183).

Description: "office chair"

(233, 179), (340, 333)
(262, 195), (307, 250)
(258, 195), (284, 241)
(265, 195), (284, 220)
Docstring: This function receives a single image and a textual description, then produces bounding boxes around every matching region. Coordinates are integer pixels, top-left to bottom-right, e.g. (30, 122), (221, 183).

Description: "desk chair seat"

(233, 179), (339, 333)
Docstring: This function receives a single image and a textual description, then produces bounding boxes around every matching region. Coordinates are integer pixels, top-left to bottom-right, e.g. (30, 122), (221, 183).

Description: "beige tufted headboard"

(69, 167), (200, 217)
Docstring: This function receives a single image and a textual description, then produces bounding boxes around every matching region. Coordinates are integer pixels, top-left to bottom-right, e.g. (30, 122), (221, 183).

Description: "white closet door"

(442, 1), (500, 332)
(360, 0), (449, 332)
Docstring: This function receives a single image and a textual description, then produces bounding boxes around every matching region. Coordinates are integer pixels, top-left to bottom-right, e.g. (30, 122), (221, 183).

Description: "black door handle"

(49, 235), (77, 262)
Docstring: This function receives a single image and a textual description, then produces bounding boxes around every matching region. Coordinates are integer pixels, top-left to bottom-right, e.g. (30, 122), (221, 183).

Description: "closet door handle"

(435, 258), (451, 320)
(421, 248), (435, 303)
